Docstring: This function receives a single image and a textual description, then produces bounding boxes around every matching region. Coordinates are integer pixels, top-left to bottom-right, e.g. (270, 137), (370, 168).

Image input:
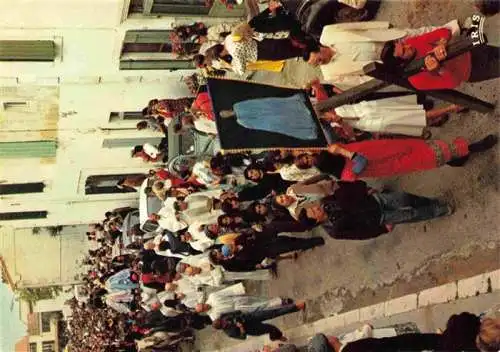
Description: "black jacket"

(238, 174), (294, 202)
(320, 181), (387, 240)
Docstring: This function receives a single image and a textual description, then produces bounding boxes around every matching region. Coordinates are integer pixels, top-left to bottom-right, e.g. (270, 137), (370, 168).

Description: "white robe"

(335, 94), (426, 136)
(205, 283), (282, 321)
(180, 190), (223, 225)
(319, 21), (460, 88)
(157, 202), (187, 232)
(186, 221), (215, 252)
(175, 277), (206, 309)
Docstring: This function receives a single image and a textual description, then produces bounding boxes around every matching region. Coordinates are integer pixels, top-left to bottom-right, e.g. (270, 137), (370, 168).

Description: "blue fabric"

(221, 245), (232, 257)
(351, 153), (368, 175)
(233, 94), (318, 140)
(105, 269), (139, 292)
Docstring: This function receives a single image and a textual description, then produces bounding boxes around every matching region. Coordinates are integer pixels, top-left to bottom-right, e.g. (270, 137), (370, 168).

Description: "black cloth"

(141, 311), (187, 333)
(280, 0), (344, 39)
(163, 231), (202, 256)
(249, 7), (303, 36)
(184, 313), (213, 330)
(342, 333), (442, 352)
(219, 229), (323, 271)
(315, 150), (347, 179)
(468, 45), (500, 83)
(220, 304), (299, 340)
(256, 38), (306, 61)
(320, 181), (387, 239)
(440, 312), (480, 351)
(234, 234), (324, 260)
(238, 173), (294, 201)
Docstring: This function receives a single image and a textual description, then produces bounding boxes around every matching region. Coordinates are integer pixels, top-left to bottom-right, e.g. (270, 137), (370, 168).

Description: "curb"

(216, 269), (500, 352)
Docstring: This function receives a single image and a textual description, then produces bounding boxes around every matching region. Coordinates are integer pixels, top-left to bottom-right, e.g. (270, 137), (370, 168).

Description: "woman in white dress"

(309, 79), (465, 138)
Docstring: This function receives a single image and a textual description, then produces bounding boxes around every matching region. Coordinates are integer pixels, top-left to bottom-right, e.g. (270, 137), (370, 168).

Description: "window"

(102, 137), (163, 148)
(0, 182), (45, 195)
(0, 141), (57, 158)
(85, 174), (145, 195)
(3, 101), (27, 112)
(29, 343), (37, 352)
(0, 40), (55, 62)
(120, 30), (195, 71)
(129, 0), (210, 15)
(42, 341), (55, 352)
(41, 311), (61, 333)
(109, 111), (143, 122)
(0, 211), (47, 221)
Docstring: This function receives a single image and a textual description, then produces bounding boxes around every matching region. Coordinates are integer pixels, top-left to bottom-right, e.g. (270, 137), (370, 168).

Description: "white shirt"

(187, 221), (215, 252)
(176, 277), (205, 308)
(279, 164), (321, 182)
(143, 143), (160, 159)
(194, 118), (218, 135)
(157, 204), (187, 232)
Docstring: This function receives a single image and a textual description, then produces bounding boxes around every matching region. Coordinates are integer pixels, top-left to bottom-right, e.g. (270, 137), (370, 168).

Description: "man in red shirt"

(381, 28), (499, 90)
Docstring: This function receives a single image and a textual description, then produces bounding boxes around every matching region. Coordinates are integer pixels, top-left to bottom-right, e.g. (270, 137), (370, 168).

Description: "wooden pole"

(316, 33), (495, 113)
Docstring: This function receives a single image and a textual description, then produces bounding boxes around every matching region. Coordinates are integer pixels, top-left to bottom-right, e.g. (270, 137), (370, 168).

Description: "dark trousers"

(249, 8), (302, 35)
(265, 236), (325, 257)
(373, 192), (449, 225)
(244, 303), (299, 340)
(468, 45), (500, 83)
(342, 333), (442, 352)
(256, 38), (306, 61)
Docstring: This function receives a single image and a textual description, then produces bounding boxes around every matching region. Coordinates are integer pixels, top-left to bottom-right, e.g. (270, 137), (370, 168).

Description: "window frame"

(41, 340), (55, 352)
(120, 30), (196, 71)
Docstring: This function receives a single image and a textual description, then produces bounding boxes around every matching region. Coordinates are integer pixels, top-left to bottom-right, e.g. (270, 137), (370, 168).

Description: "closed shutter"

(0, 40), (55, 61)
(123, 30), (173, 44)
(151, 3), (210, 14)
(102, 137), (162, 148)
(120, 60), (194, 70)
(0, 211), (48, 220)
(0, 141), (57, 158)
(0, 183), (45, 195)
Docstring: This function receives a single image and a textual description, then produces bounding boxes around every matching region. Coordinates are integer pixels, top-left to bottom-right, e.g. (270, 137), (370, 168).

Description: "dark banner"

(207, 78), (327, 153)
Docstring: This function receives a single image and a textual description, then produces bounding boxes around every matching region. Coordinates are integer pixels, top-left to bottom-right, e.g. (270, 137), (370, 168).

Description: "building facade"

(0, 0), (243, 228)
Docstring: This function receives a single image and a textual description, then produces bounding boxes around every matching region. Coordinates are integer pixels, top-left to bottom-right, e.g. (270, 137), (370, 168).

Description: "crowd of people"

(64, 0), (500, 351)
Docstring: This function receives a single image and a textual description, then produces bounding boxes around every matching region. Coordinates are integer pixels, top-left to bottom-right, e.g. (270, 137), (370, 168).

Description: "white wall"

(0, 80), (193, 227)
(0, 226), (88, 287)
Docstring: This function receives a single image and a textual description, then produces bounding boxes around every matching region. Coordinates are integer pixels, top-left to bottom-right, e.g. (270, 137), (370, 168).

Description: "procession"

(0, 1), (499, 352)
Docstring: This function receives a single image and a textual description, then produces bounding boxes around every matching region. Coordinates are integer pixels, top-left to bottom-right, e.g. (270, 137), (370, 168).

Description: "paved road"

(196, 2), (500, 350)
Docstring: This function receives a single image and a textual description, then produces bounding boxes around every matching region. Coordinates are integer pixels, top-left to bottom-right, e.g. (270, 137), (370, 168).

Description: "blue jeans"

(373, 192), (449, 225)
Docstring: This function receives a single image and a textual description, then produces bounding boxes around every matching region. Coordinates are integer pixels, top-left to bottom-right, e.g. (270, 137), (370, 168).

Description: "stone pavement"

(196, 2), (500, 351)
(216, 270), (500, 351)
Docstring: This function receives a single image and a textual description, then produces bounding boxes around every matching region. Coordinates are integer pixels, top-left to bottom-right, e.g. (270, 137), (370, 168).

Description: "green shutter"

(102, 137), (162, 148)
(0, 41), (55, 61)
(123, 30), (173, 44)
(151, 4), (210, 14)
(120, 60), (194, 70)
(0, 141), (57, 158)
(167, 124), (181, 160)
